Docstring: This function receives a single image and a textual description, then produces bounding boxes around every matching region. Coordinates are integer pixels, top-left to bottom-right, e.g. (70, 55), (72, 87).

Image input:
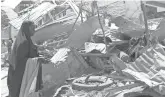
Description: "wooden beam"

(105, 83), (144, 97)
(96, 2), (108, 51)
(141, 1), (149, 34)
(80, 0), (83, 23)
(79, 52), (115, 57)
(70, 47), (89, 68)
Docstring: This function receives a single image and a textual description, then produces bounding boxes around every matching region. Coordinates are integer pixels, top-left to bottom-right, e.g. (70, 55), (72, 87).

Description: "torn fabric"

(19, 58), (41, 97)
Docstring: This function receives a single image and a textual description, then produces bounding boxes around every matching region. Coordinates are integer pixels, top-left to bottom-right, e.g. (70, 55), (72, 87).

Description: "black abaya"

(7, 21), (42, 97)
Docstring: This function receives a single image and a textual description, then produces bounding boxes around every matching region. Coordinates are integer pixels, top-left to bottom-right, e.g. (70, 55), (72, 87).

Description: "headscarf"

(9, 20), (34, 70)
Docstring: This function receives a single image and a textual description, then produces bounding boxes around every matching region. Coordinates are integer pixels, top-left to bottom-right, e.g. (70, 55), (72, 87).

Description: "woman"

(7, 21), (43, 97)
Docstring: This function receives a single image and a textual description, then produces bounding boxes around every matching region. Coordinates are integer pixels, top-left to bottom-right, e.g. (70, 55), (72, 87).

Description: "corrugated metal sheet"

(9, 2), (56, 29)
(114, 44), (165, 95)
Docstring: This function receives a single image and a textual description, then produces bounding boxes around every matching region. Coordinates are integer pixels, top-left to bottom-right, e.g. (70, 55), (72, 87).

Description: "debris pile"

(1, 1), (165, 97)
(51, 43), (165, 97)
(36, 14), (165, 97)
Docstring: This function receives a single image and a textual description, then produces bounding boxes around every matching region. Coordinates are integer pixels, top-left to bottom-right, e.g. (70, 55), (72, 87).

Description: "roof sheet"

(9, 2), (56, 29)
(1, 6), (18, 20)
(114, 44), (165, 95)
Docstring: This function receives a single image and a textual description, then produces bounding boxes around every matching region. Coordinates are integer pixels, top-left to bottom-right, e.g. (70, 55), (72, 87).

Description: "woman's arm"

(29, 43), (40, 58)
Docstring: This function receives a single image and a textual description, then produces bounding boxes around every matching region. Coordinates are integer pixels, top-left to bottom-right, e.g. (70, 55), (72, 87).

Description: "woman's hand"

(37, 57), (50, 64)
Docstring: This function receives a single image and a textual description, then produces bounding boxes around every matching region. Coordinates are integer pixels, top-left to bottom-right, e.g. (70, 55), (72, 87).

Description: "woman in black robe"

(7, 21), (42, 97)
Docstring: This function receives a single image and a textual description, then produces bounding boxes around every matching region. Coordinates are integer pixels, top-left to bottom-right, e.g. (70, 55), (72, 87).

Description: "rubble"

(50, 43), (165, 97)
(42, 17), (165, 97)
(33, 13), (165, 97)
(1, 1), (165, 97)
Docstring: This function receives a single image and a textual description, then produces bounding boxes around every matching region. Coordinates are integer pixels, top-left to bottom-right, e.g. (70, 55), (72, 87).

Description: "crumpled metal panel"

(9, 2), (55, 29)
(122, 44), (165, 95)
(50, 48), (70, 65)
(112, 16), (165, 41)
(84, 42), (106, 53)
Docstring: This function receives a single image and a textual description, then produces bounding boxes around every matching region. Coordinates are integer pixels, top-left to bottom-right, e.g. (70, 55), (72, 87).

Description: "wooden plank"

(105, 83), (143, 97)
(141, 1), (149, 34)
(79, 53), (114, 57)
(70, 48), (89, 68)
